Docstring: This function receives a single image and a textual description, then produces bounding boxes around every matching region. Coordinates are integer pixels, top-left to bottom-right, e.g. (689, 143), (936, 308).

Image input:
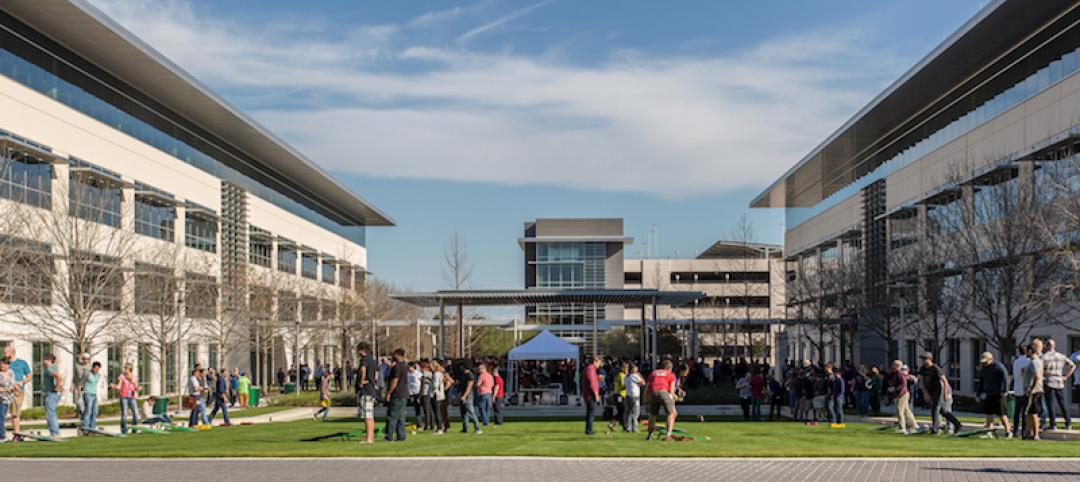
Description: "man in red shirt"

(582, 355), (602, 435)
(492, 362), (505, 426)
(646, 359), (678, 440)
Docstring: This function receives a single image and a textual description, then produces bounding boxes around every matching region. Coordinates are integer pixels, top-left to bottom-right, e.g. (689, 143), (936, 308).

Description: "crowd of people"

(3, 337), (1079, 445)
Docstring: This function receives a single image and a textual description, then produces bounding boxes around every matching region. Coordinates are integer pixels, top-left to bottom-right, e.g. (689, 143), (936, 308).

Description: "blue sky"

(91, 0), (987, 294)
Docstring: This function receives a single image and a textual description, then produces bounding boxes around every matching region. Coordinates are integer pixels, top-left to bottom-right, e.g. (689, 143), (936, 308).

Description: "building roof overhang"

(750, 0), (1077, 210)
(1, 0), (394, 227)
(517, 236), (634, 249)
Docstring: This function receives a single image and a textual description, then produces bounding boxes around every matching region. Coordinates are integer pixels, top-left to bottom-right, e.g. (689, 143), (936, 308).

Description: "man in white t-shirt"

(1011, 347), (1031, 438)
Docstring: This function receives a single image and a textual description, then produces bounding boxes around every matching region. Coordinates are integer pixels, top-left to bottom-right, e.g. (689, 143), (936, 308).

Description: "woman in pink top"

(110, 363), (140, 434)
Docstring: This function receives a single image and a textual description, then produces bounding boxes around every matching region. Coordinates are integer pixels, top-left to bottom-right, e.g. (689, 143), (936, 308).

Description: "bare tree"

(11, 171), (140, 356)
(942, 159), (1067, 361)
(442, 228), (473, 357)
(787, 252), (839, 363)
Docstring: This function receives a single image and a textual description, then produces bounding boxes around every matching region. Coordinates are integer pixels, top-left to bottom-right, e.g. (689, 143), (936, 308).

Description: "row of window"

(787, 40), (1080, 230)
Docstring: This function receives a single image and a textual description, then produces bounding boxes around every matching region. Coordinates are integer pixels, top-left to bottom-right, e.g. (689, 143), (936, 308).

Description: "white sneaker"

(895, 429), (907, 434)
(475, 429), (483, 435)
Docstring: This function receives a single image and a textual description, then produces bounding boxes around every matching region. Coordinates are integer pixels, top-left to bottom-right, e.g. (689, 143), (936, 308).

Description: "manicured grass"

(1, 417), (1077, 458)
(16, 406), (292, 430)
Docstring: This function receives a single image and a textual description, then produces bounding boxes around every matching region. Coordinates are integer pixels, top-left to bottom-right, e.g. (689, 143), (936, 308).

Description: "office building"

(0, 0), (392, 408)
(624, 240), (786, 361)
(753, 0), (1080, 395)
(520, 218), (631, 345)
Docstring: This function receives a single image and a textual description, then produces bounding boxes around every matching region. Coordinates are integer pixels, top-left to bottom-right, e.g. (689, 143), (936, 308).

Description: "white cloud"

(456, 0), (555, 43)
(89, 0), (894, 198)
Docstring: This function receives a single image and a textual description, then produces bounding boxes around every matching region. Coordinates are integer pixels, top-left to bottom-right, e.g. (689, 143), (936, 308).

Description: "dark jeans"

(930, 396), (961, 434)
(1044, 387), (1071, 428)
(739, 397), (751, 420)
(421, 395), (435, 430)
(751, 396), (763, 421)
(1013, 395), (1029, 437)
(856, 391), (870, 415)
(769, 397), (783, 420)
(438, 399), (450, 431)
(208, 394), (230, 425)
(385, 398), (407, 441)
(493, 396), (504, 425)
(584, 398), (599, 434)
(869, 392), (881, 414)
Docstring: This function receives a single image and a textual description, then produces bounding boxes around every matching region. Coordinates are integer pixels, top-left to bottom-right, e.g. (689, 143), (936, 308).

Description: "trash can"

(284, 382), (296, 394)
(152, 396), (169, 415)
(249, 386), (261, 407)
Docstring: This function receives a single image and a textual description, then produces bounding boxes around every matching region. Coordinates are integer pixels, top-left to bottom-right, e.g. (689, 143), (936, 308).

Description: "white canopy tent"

(507, 330), (580, 402)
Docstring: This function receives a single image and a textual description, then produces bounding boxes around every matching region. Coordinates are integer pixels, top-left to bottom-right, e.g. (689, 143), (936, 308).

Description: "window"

(947, 338), (961, 381)
(697, 296), (771, 308)
(906, 340), (917, 369)
(927, 197), (962, 236)
(208, 343), (219, 369)
(972, 171), (1019, 225)
(352, 268), (366, 291)
(301, 252), (318, 280)
(277, 290), (298, 322)
(321, 260), (335, 284)
(139, 343), (153, 394)
(32, 341), (52, 406)
(184, 209), (218, 253)
(338, 265), (352, 289)
(69, 168), (123, 227)
(277, 245), (297, 274)
(624, 271), (642, 284)
(250, 286), (274, 320)
(134, 195), (176, 241)
(0, 144), (52, 208)
(185, 272), (218, 319)
(134, 262), (175, 316)
(301, 295), (319, 322)
(249, 228), (272, 268)
(187, 343), (198, 372)
(320, 299), (336, 321)
(0, 237), (52, 305)
(971, 338), (986, 390)
(668, 272), (770, 283)
(69, 252), (124, 311)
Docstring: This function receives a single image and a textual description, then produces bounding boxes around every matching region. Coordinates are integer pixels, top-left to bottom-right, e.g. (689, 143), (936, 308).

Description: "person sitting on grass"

(141, 396), (173, 426)
(645, 359), (678, 441)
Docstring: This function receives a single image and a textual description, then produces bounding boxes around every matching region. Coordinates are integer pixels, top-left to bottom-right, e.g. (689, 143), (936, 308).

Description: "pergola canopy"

(391, 289), (705, 307)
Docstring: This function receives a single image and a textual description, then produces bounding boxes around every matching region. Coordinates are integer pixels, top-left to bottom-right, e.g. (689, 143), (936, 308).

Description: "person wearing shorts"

(1023, 341), (1045, 440)
(4, 344), (30, 438)
(355, 342), (378, 444)
(976, 351), (1011, 437)
(645, 359), (677, 441)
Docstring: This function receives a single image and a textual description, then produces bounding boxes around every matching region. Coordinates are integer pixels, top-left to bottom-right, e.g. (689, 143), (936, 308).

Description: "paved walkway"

(3, 457), (1079, 481)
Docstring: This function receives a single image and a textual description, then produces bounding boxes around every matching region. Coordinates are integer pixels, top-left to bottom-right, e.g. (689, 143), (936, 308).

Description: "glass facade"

(135, 196), (176, 241)
(301, 252), (318, 280)
(277, 245), (297, 274)
(531, 242), (606, 328)
(0, 139), (51, 208)
(0, 14), (365, 245)
(321, 261), (335, 284)
(69, 170), (122, 227)
(184, 212), (218, 253)
(786, 44), (1080, 230)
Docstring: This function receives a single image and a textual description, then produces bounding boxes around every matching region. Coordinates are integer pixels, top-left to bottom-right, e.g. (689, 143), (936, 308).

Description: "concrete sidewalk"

(12, 407), (313, 440)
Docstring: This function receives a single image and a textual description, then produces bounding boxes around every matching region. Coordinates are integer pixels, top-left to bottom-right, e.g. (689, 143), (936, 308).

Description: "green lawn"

(1, 417), (1076, 458)
(16, 406), (292, 430)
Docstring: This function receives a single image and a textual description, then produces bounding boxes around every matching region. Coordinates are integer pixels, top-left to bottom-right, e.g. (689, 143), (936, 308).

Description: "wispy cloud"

(89, 0), (894, 198)
(456, 0), (554, 43)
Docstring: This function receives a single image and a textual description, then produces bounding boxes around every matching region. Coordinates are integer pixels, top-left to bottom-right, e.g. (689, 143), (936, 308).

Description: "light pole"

(175, 286), (185, 415)
(294, 318), (301, 399)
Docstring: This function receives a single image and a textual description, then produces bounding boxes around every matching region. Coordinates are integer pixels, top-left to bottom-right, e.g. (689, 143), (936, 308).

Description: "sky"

(88, 0), (989, 296)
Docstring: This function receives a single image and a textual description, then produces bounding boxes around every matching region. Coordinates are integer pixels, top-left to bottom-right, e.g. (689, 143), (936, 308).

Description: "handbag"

(183, 395), (197, 410)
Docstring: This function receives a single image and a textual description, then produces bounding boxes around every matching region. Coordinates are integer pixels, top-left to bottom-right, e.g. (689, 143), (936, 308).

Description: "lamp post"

(175, 286), (185, 415)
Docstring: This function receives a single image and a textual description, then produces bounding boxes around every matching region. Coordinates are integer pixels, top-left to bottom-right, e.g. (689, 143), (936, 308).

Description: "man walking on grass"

(976, 351), (1011, 437)
(889, 360), (917, 434)
(355, 342), (378, 444)
(3, 344), (30, 438)
(645, 359), (678, 441)
(919, 352), (961, 435)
